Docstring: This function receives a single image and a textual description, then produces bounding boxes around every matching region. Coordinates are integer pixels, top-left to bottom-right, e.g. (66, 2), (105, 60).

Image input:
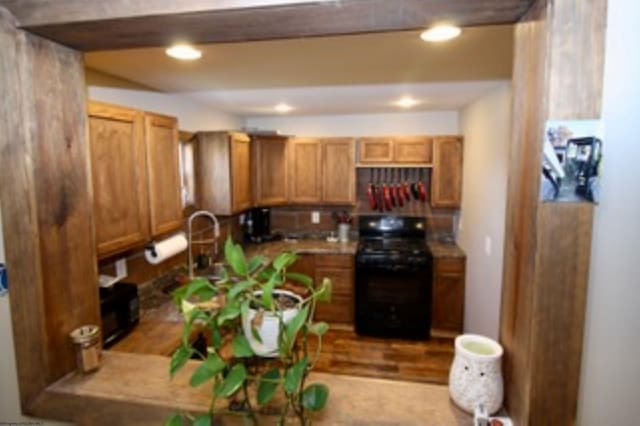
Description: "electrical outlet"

(311, 211), (320, 224)
(484, 236), (492, 256)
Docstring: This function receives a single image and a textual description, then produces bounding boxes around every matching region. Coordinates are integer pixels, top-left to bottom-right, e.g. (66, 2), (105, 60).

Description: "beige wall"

(457, 84), (511, 340)
(577, 0), (640, 424)
(0, 203), (69, 424)
(244, 110), (459, 136)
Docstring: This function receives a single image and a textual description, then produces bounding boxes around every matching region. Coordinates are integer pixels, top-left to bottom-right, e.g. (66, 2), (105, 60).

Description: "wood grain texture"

(195, 131), (232, 215)
(394, 136), (433, 164)
(431, 136), (464, 208)
(359, 138), (394, 163)
(230, 133), (253, 213)
(0, 9), (100, 408)
(500, 0), (606, 424)
(88, 101), (149, 257)
(1, 0), (533, 51)
(31, 350), (470, 425)
(144, 112), (183, 236)
(321, 138), (356, 205)
(252, 135), (288, 206)
(287, 137), (323, 204)
(432, 257), (466, 336)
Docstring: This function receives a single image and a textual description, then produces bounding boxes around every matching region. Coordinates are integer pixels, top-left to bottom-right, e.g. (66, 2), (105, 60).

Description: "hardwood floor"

(309, 327), (454, 384)
(111, 319), (454, 385)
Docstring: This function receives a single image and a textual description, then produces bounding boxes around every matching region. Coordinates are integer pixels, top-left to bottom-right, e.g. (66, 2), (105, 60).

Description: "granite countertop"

(427, 240), (466, 259)
(244, 238), (358, 259)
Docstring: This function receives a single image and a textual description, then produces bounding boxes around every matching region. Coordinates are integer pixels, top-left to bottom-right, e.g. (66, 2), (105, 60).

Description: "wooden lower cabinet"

(431, 256), (466, 336)
(288, 253), (355, 325)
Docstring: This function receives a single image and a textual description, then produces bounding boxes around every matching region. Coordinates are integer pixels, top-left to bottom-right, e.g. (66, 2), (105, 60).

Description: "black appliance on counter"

(244, 207), (280, 243)
(355, 215), (432, 339)
(99, 282), (139, 348)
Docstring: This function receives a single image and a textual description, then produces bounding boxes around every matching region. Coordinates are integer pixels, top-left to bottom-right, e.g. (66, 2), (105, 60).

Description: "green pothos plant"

(166, 238), (332, 426)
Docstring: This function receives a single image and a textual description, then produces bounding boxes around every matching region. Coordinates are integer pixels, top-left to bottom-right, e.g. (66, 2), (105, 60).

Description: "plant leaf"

(257, 265), (276, 281)
(257, 368), (280, 406)
(215, 364), (247, 397)
(184, 277), (217, 301)
(301, 383), (329, 411)
(232, 334), (254, 358)
(251, 326), (263, 344)
(164, 412), (183, 426)
(315, 277), (332, 303)
(171, 285), (189, 305)
(169, 346), (194, 378)
(225, 238), (248, 276)
(286, 305), (309, 348)
(247, 255), (267, 274)
(228, 279), (255, 301)
(273, 252), (298, 272)
(285, 272), (313, 288)
(193, 414), (211, 426)
(284, 357), (308, 394)
(217, 301), (241, 326)
(190, 353), (226, 387)
(308, 321), (329, 336)
(261, 273), (283, 310)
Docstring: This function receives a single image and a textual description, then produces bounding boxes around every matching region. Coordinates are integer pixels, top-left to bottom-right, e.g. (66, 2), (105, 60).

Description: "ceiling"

(85, 25), (514, 116)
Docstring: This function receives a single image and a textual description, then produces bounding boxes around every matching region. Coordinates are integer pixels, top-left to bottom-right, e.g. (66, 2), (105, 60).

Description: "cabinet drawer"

(394, 137), (433, 163)
(315, 267), (353, 296)
(435, 258), (465, 274)
(315, 254), (354, 269)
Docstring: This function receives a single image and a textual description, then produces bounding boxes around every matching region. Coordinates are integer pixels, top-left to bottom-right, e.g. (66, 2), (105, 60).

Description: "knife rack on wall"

(355, 166), (432, 215)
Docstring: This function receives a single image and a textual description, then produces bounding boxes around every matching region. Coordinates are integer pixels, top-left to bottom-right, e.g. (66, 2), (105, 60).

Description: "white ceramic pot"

(449, 334), (504, 415)
(242, 290), (302, 357)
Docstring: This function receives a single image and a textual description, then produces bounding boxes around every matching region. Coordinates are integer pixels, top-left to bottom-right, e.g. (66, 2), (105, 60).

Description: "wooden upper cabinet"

(231, 133), (253, 213)
(394, 136), (433, 163)
(431, 136), (463, 208)
(359, 138), (394, 163)
(252, 135), (288, 206)
(144, 113), (183, 236)
(196, 131), (252, 215)
(88, 102), (149, 257)
(322, 138), (356, 204)
(288, 138), (322, 204)
(359, 136), (433, 164)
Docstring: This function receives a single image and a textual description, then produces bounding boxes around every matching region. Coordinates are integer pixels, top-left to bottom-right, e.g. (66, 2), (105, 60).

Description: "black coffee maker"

(244, 207), (273, 243)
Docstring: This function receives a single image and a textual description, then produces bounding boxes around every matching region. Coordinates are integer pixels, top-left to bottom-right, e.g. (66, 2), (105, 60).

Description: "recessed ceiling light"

(165, 44), (202, 60)
(275, 103), (293, 113)
(394, 96), (421, 109)
(420, 25), (462, 42)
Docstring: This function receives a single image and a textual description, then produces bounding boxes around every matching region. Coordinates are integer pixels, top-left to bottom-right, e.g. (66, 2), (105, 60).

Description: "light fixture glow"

(394, 96), (421, 109)
(275, 103), (293, 113)
(165, 44), (202, 60)
(420, 25), (462, 42)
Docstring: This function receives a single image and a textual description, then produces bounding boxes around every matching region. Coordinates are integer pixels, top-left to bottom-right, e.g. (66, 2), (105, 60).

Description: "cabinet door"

(144, 113), (183, 236)
(322, 138), (355, 204)
(288, 138), (322, 204)
(394, 136), (433, 163)
(253, 135), (288, 206)
(431, 136), (463, 208)
(88, 102), (149, 257)
(315, 263), (354, 324)
(359, 138), (393, 163)
(432, 258), (465, 335)
(231, 133), (252, 213)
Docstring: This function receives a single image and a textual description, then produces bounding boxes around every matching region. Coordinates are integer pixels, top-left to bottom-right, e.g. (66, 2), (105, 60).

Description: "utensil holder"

(337, 223), (350, 243)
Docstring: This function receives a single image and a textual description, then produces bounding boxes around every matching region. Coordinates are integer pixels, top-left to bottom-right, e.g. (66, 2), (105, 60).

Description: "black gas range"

(355, 216), (433, 339)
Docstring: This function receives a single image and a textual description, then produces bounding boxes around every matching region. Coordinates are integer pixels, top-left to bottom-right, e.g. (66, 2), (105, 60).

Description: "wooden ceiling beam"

(0, 0), (533, 51)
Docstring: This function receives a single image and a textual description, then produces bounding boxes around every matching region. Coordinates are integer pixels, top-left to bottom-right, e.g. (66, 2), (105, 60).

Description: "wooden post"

(0, 7), (99, 412)
(500, 0), (607, 424)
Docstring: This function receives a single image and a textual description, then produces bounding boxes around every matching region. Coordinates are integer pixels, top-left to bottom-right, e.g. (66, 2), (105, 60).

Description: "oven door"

(355, 261), (432, 339)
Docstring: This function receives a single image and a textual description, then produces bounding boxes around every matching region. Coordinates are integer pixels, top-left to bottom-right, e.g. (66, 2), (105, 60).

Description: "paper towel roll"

(145, 232), (188, 265)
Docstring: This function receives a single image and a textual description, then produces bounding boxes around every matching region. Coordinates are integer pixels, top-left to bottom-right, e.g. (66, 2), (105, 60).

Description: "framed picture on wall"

(540, 119), (604, 204)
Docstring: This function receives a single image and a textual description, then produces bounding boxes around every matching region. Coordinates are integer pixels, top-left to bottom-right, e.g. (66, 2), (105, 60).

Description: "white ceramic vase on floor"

(449, 334), (504, 415)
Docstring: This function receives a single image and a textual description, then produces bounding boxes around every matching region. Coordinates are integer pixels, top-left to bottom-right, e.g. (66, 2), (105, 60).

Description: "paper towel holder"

(187, 210), (220, 279)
